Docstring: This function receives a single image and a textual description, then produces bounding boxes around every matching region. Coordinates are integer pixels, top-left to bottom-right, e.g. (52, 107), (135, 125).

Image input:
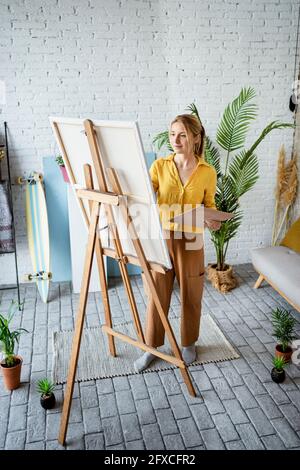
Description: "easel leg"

(84, 164), (116, 356)
(58, 202), (99, 446)
(95, 239), (116, 356)
(118, 261), (145, 343)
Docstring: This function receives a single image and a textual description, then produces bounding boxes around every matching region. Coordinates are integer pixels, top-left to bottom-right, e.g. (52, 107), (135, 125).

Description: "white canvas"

(49, 117), (172, 270)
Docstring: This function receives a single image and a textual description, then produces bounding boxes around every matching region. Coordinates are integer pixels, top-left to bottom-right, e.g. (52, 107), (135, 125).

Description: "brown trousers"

(145, 231), (205, 348)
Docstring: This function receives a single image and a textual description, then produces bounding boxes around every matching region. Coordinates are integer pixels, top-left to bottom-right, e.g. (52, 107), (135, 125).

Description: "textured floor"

(0, 263), (300, 450)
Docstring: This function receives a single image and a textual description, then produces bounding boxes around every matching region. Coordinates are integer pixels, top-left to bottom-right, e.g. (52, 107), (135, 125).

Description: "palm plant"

(0, 301), (27, 367)
(153, 87), (294, 271)
(37, 378), (55, 397)
(37, 377), (56, 409)
(272, 355), (287, 372)
(272, 307), (296, 352)
(271, 355), (287, 383)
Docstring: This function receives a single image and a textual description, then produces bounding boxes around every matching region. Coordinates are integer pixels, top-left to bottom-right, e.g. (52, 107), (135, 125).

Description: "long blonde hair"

(170, 114), (206, 157)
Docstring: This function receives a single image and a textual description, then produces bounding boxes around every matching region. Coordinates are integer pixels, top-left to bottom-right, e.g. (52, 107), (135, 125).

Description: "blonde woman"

(134, 114), (220, 372)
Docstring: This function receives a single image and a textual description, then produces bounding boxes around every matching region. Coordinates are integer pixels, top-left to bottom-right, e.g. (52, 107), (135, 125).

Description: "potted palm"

(271, 355), (287, 383)
(153, 87), (294, 292)
(56, 155), (70, 183)
(0, 301), (28, 390)
(272, 307), (296, 363)
(37, 378), (56, 409)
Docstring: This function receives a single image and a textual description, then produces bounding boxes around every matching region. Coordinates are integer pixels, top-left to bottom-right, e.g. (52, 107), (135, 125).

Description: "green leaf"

(0, 302), (28, 361)
(215, 176), (239, 213)
(186, 103), (202, 122)
(247, 121), (295, 156)
(213, 212), (243, 243)
(55, 155), (64, 166)
(204, 137), (222, 178)
(272, 355), (287, 371)
(37, 378), (55, 395)
(271, 307), (296, 351)
(228, 150), (259, 199)
(152, 131), (173, 152)
(217, 87), (257, 152)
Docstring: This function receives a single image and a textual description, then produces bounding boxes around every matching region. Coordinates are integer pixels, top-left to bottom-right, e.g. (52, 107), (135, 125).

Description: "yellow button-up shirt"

(150, 153), (217, 233)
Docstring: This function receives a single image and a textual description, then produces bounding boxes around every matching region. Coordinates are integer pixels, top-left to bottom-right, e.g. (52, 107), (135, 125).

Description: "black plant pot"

(271, 368), (286, 384)
(40, 393), (56, 410)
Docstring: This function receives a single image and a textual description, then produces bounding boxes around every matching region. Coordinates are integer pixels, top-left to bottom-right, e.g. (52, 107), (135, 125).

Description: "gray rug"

(52, 314), (239, 384)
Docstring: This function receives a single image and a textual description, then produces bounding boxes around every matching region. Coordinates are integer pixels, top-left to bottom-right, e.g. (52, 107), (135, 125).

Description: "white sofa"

(251, 245), (300, 313)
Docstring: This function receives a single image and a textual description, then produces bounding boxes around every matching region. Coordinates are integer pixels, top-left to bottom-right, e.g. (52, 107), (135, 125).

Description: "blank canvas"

(50, 117), (172, 270)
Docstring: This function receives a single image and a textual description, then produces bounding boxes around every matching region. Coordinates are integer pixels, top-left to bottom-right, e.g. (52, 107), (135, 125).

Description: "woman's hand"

(205, 219), (221, 231)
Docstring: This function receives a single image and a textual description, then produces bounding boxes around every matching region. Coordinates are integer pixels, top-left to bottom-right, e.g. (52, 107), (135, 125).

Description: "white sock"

(182, 343), (196, 364)
(134, 351), (156, 373)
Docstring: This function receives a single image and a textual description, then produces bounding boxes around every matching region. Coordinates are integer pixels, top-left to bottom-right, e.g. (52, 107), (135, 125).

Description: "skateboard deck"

(18, 172), (51, 303)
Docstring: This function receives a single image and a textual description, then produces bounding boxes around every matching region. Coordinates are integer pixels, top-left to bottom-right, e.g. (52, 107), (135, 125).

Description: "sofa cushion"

(280, 217), (300, 254)
(251, 246), (300, 308)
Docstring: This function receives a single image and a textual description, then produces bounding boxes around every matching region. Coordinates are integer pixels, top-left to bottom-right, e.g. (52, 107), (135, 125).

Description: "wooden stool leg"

(254, 274), (264, 289)
(58, 202), (99, 446)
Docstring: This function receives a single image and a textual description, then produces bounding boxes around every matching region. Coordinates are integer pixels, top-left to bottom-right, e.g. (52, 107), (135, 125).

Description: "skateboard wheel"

(32, 173), (43, 182)
(24, 274), (33, 281)
(16, 176), (24, 185)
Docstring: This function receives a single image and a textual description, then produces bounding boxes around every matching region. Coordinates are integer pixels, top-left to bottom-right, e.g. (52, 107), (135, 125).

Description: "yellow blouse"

(150, 153), (217, 233)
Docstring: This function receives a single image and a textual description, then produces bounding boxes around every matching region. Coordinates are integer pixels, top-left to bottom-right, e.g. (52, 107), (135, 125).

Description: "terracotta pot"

(0, 356), (22, 391)
(275, 344), (293, 363)
(40, 393), (56, 410)
(271, 367), (286, 383)
(59, 165), (70, 183)
(206, 263), (238, 293)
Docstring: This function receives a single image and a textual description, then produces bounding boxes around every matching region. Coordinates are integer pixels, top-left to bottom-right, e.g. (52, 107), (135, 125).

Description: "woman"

(134, 114), (220, 372)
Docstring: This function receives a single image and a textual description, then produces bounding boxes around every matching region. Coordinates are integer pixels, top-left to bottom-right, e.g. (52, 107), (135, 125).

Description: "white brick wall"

(0, 0), (298, 284)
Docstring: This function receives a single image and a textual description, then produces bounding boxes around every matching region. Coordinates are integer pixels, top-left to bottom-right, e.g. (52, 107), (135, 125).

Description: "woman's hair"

(170, 114), (206, 157)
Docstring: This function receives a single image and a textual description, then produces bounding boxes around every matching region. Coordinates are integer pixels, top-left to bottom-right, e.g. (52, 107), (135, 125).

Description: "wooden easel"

(53, 119), (196, 446)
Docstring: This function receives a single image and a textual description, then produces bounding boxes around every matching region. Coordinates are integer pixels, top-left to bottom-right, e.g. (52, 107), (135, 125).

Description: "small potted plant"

(271, 355), (287, 383)
(0, 301), (27, 390)
(272, 307), (296, 363)
(37, 378), (56, 409)
(55, 155), (70, 183)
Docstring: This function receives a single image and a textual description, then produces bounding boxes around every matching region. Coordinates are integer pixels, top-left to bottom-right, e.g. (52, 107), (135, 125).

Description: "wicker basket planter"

(206, 264), (238, 293)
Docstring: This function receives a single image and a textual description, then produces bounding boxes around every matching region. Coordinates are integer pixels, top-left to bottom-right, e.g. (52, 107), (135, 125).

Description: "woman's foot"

(134, 352), (156, 372)
(182, 343), (196, 364)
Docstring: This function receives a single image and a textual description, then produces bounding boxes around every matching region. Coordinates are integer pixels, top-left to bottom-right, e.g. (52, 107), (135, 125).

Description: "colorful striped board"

(18, 172), (51, 303)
